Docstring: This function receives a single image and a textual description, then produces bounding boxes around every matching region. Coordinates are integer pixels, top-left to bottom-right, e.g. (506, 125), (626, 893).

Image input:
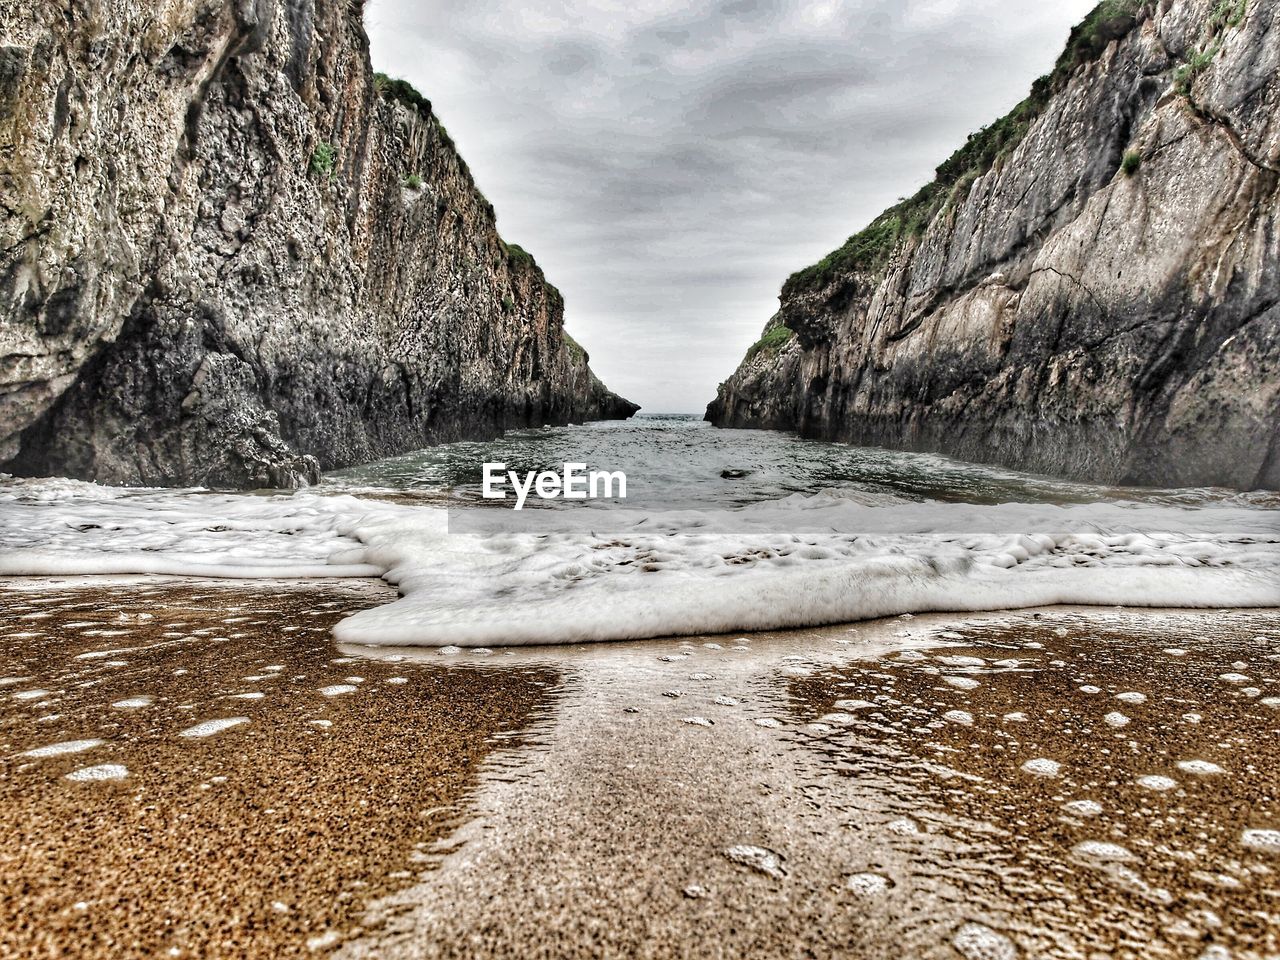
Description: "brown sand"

(0, 580), (559, 959)
(4, 583), (1280, 960)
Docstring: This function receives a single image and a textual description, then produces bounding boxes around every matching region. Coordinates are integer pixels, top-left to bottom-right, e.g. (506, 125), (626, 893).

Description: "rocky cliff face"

(708, 0), (1278, 490)
(0, 0), (636, 489)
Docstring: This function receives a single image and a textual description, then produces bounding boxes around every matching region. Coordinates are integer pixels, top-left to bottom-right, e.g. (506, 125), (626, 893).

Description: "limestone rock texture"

(707, 0), (1278, 490)
(0, 0), (636, 489)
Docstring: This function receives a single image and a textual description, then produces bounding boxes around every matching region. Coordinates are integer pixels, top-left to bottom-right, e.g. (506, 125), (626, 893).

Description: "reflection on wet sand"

(0, 581), (560, 959)
(340, 608), (1280, 960)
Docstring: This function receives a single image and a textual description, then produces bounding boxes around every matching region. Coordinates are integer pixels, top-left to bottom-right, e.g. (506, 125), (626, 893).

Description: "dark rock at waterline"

(707, 0), (1279, 491)
(0, 0), (636, 489)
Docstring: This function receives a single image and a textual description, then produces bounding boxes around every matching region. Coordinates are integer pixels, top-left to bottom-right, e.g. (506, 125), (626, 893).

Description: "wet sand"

(3, 581), (1279, 959)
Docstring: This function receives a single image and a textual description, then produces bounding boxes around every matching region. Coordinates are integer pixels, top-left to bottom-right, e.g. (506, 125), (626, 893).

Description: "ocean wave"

(1, 478), (1276, 645)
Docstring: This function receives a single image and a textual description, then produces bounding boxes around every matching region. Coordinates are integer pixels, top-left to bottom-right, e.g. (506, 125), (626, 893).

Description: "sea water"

(1, 416), (1277, 645)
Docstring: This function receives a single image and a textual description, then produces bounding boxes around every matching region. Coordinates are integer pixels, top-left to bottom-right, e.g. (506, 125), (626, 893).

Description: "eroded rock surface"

(0, 0), (636, 488)
(708, 0), (1277, 490)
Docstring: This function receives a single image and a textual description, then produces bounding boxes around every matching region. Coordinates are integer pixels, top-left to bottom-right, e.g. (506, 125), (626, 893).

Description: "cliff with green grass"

(0, 0), (636, 488)
(708, 0), (1278, 490)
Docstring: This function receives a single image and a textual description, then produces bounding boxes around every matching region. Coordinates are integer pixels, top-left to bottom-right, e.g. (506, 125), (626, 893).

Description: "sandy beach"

(3, 579), (1279, 959)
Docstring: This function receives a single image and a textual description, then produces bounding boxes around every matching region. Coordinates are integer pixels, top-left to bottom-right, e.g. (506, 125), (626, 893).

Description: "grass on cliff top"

(783, 0), (1147, 296)
(563, 332), (588, 363)
(744, 324), (795, 361)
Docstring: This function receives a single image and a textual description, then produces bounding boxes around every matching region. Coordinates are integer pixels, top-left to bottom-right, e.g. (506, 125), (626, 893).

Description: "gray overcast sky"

(366, 1), (1098, 413)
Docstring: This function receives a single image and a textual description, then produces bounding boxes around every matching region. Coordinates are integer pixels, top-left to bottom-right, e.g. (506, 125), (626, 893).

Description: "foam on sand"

(66, 763), (128, 782)
(2, 476), (1278, 646)
(21, 739), (105, 758)
(178, 717), (249, 738)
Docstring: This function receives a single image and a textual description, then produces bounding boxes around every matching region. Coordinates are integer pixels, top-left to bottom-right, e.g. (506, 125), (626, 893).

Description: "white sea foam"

(318, 684), (358, 697)
(1062, 799), (1103, 817)
(66, 763), (128, 782)
(21, 739), (104, 758)
(111, 696), (154, 709)
(952, 922), (1017, 960)
(1242, 829), (1280, 853)
(1177, 760), (1225, 775)
(2, 476), (1279, 646)
(724, 844), (785, 879)
(179, 717), (248, 738)
(1021, 758), (1061, 777)
(846, 872), (892, 896)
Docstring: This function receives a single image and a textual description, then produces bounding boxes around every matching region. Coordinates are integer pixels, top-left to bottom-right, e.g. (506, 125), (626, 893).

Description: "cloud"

(365, 0), (1099, 413)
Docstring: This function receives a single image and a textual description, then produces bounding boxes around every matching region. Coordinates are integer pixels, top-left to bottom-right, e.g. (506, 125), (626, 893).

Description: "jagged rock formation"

(708, 0), (1278, 490)
(0, 0), (636, 489)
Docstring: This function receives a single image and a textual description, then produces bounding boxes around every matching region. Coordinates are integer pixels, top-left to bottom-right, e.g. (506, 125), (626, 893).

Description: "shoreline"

(2, 577), (1279, 957)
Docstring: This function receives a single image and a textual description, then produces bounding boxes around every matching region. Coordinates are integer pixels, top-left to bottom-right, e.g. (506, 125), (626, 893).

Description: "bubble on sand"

(1003, 712), (1028, 722)
(0, 677), (31, 687)
(1241, 829), (1280, 853)
(682, 716), (714, 727)
(229, 692), (265, 700)
(754, 718), (782, 728)
(1079, 685), (1102, 694)
(1177, 760), (1225, 775)
(307, 930), (341, 951)
(689, 673), (714, 681)
(1115, 691), (1147, 704)
(12, 689), (50, 701)
(1136, 775), (1178, 791)
(437, 646), (461, 656)
(896, 650), (926, 661)
(713, 695), (738, 706)
(820, 713), (857, 725)
(318, 684), (358, 697)
(179, 717), (248, 738)
(1261, 697), (1280, 709)
(1163, 648), (1188, 656)
(1073, 840), (1135, 863)
(944, 710), (974, 726)
(945, 677), (980, 690)
(1104, 712), (1130, 728)
(1183, 713), (1203, 723)
(846, 872), (892, 896)
(1219, 673), (1250, 684)
(1062, 799), (1103, 817)
(1021, 758), (1061, 777)
(833, 699), (875, 711)
(682, 884), (708, 899)
(952, 922), (1017, 960)
(386, 677), (408, 685)
(662, 690), (683, 699)
(724, 844), (785, 879)
(66, 763), (128, 782)
(111, 696), (154, 709)
(22, 739), (104, 758)
(937, 655), (985, 667)
(887, 818), (920, 835)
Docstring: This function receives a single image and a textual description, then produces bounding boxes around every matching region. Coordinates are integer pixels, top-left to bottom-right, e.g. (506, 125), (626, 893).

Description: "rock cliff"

(0, 0), (636, 489)
(707, 0), (1278, 490)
